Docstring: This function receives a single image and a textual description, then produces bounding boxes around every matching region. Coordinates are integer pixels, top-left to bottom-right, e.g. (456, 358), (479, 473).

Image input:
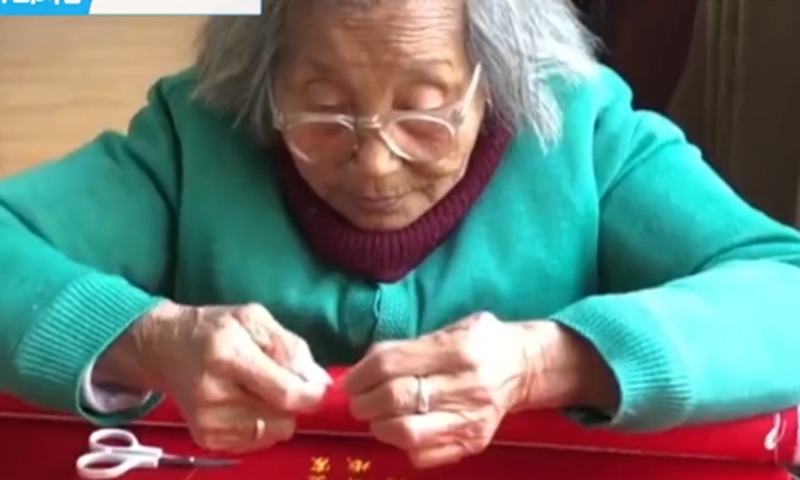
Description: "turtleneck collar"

(275, 116), (512, 283)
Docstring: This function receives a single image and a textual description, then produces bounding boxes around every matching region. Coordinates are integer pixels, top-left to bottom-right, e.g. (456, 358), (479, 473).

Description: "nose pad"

(353, 132), (402, 176)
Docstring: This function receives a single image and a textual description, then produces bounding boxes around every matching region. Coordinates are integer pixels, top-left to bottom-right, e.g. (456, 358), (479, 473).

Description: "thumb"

(234, 304), (332, 387)
(226, 329), (328, 412)
(277, 334), (333, 387)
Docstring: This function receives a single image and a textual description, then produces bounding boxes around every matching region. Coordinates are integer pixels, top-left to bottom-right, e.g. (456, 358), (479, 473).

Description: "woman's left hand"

(342, 312), (618, 468)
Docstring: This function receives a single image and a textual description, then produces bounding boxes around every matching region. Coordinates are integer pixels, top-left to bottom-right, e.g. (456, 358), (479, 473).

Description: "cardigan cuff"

(81, 361), (153, 414)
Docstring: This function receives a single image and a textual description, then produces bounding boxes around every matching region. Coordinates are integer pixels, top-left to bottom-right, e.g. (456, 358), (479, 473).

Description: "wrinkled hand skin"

(342, 312), (619, 469)
(95, 301), (332, 453)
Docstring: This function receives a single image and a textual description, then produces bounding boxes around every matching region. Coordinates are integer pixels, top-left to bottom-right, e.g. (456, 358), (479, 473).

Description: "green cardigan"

(2, 66), (800, 431)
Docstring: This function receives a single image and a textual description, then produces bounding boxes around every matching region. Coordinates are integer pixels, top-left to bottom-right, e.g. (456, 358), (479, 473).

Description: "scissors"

(76, 428), (238, 479)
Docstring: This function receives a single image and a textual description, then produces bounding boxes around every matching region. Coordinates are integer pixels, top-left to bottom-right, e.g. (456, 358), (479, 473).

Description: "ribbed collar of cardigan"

(275, 116), (512, 283)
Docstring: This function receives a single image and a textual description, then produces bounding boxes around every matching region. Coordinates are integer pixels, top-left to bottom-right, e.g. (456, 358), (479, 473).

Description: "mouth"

(351, 193), (407, 213)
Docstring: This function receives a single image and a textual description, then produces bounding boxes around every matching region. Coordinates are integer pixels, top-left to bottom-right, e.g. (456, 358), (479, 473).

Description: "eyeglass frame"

(269, 63), (484, 163)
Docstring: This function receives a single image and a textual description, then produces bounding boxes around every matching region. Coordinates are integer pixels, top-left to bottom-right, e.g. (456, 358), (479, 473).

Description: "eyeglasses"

(270, 64), (482, 164)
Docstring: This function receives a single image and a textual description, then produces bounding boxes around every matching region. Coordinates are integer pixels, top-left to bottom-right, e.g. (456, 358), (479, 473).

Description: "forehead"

(282, 0), (468, 69)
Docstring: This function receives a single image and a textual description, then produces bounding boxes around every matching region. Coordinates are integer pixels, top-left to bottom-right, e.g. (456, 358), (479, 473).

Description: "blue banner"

(0, 0), (261, 15)
(0, 0), (89, 15)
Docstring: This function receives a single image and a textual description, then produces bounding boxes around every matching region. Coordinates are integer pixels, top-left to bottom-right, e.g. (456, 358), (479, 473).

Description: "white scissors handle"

(77, 427), (237, 478)
(88, 428), (162, 456)
(76, 451), (158, 479)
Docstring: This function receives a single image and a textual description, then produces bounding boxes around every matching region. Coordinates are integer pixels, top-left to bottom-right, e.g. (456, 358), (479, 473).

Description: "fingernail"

(309, 364), (333, 385)
(291, 357), (332, 386)
(294, 380), (327, 411)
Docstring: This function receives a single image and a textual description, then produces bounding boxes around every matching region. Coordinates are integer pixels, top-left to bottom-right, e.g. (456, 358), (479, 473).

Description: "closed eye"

(305, 103), (350, 114)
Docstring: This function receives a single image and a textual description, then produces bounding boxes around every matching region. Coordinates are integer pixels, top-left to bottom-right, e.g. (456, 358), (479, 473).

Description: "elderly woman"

(2, 0), (800, 469)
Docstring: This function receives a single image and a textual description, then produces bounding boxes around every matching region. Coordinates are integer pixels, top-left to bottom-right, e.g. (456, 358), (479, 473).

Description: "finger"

(233, 304), (289, 356)
(194, 407), (295, 453)
(277, 335), (332, 387)
(220, 328), (327, 412)
(370, 411), (463, 450)
(229, 416), (296, 453)
(235, 305), (332, 386)
(343, 337), (448, 394)
(350, 376), (417, 420)
(196, 378), (298, 424)
(345, 313), (495, 395)
(351, 374), (455, 420)
(240, 353), (327, 412)
(408, 443), (466, 469)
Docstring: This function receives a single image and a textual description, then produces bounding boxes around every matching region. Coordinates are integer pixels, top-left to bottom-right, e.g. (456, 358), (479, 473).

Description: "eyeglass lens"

(285, 117), (454, 163)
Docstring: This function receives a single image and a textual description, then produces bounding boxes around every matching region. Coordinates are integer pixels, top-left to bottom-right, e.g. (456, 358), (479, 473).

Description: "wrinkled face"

(273, 0), (486, 231)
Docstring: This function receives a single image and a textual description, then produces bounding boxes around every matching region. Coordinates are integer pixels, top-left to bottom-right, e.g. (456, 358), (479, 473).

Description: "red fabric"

(0, 368), (796, 480)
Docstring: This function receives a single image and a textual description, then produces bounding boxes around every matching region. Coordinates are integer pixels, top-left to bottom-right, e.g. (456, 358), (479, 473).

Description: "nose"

(353, 131), (402, 176)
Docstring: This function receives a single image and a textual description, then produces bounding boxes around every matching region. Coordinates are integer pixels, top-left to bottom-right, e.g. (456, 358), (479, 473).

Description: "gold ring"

(254, 418), (266, 441)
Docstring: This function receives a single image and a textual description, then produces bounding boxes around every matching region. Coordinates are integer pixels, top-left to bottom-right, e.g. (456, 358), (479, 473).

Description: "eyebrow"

(301, 57), (457, 85)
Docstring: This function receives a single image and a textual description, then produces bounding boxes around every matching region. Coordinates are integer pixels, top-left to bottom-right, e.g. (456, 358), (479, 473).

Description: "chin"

(343, 210), (422, 232)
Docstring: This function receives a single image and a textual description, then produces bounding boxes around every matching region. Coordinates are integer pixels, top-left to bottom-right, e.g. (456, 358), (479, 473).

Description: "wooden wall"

(0, 17), (201, 177)
(670, 0), (800, 224)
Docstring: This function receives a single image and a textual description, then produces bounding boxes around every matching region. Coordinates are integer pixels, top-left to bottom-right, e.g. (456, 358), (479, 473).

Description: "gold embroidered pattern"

(308, 456), (331, 480)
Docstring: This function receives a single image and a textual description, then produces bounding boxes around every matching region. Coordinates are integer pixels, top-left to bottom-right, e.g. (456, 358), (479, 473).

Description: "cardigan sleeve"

(0, 79), (182, 424)
(552, 70), (800, 431)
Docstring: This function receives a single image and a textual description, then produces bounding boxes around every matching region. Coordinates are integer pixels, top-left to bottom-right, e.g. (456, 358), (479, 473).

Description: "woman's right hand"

(102, 301), (331, 453)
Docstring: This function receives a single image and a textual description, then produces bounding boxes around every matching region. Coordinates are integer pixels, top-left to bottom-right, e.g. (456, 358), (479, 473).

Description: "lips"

(351, 194), (406, 213)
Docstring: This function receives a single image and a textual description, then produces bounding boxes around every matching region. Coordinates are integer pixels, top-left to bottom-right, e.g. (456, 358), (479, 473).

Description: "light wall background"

(3, 12), (800, 223)
(0, 17), (201, 177)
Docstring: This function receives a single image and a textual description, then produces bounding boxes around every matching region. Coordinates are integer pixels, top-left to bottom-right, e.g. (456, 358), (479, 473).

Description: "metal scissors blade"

(160, 455), (239, 468)
(77, 452), (239, 479)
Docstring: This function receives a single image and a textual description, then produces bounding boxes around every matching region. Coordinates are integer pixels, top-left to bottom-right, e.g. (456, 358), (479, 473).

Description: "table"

(1, 379), (797, 480)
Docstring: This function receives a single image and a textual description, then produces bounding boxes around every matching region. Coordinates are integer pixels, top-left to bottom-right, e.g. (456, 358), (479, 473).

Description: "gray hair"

(194, 0), (598, 146)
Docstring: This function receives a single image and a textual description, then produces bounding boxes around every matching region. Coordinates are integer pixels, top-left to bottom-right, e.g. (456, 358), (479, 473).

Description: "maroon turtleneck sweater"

(276, 117), (512, 282)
